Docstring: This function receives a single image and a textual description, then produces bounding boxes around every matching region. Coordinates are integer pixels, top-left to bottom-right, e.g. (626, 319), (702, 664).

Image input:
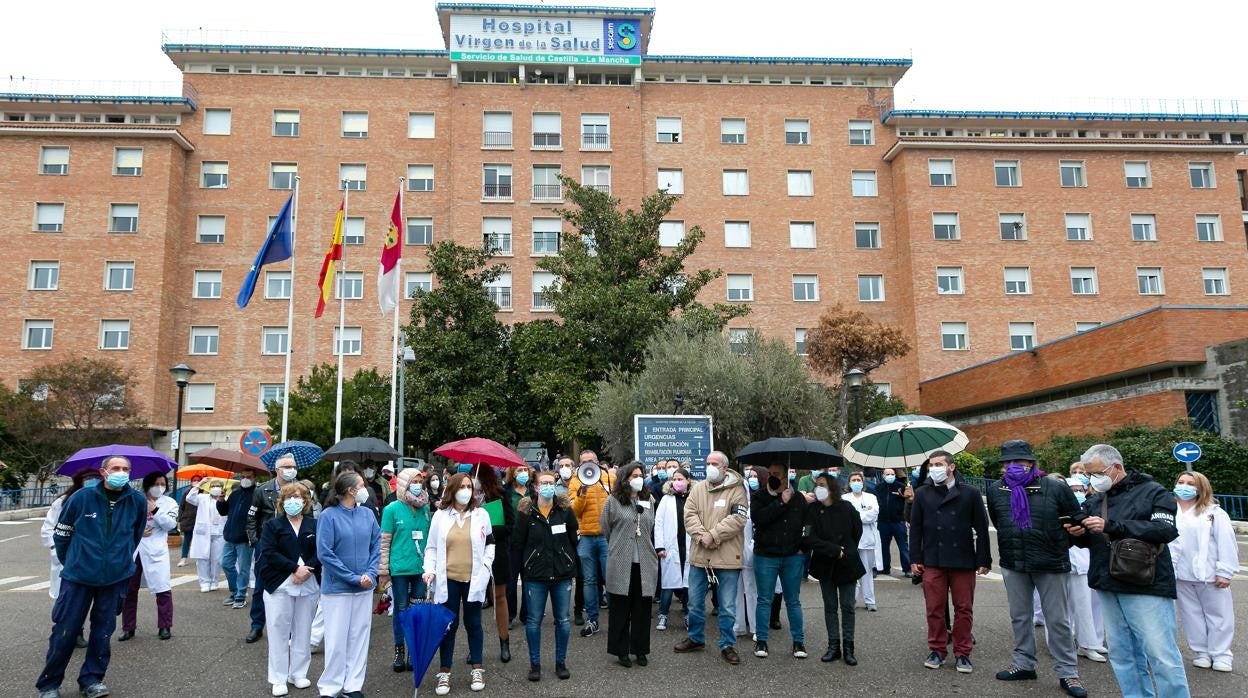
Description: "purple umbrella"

(56, 445), (176, 480)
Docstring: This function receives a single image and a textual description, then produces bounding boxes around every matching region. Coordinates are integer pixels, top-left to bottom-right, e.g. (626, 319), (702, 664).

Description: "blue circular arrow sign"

(1172, 441), (1202, 463)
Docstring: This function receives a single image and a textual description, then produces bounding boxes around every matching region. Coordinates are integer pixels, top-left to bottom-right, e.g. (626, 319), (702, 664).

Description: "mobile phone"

(1059, 512), (1089, 526)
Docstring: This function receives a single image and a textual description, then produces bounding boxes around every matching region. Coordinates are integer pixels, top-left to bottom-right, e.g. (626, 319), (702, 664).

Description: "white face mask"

(705, 465), (722, 483)
(813, 485), (830, 502)
(429, 478), (440, 490)
(239, 478), (254, 488)
(629, 477), (644, 492)
(559, 466), (573, 481)
(364, 468), (375, 479)
(209, 486), (223, 497)
(354, 487), (371, 505)
(279, 467), (298, 481)
(147, 486), (166, 498)
(929, 466), (949, 485)
(1090, 471), (1114, 493)
(455, 488), (473, 506)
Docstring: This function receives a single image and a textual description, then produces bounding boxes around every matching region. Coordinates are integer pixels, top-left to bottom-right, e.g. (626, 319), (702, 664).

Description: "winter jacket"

(569, 472), (615, 536)
(513, 494), (579, 582)
(803, 499), (866, 584)
(53, 484), (147, 586)
(987, 475), (1081, 573)
(485, 491), (515, 579)
(750, 485), (808, 557)
(873, 478), (909, 523)
(601, 493), (659, 597)
(1075, 470), (1179, 598)
(247, 478), (283, 545)
(218, 485), (255, 544)
(683, 470), (748, 570)
(256, 515), (321, 594)
(909, 478), (992, 570)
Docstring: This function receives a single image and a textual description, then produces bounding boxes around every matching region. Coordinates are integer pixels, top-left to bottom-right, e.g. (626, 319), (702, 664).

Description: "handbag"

(1101, 497), (1160, 586)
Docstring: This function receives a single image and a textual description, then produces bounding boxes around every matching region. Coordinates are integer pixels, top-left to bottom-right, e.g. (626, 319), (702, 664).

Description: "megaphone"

(577, 461), (601, 487)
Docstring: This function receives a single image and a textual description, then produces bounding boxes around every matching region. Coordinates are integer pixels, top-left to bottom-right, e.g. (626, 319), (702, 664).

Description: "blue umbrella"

(57, 444), (176, 480)
(258, 440), (324, 470)
(400, 599), (456, 694)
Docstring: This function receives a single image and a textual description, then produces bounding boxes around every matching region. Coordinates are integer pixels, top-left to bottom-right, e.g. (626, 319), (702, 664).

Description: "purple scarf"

(1003, 464), (1045, 529)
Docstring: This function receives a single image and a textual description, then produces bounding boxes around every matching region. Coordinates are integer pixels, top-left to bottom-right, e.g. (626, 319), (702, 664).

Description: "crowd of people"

(31, 441), (1239, 698)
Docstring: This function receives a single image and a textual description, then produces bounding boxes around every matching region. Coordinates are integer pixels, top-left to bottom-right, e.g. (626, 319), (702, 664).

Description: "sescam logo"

(603, 18), (640, 56)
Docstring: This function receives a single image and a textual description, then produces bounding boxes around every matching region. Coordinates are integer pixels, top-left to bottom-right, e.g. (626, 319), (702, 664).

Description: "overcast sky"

(4, 0), (1246, 113)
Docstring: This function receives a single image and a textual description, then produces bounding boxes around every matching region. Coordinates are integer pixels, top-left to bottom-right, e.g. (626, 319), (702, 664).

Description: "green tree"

(402, 241), (517, 448)
(590, 323), (837, 463)
(537, 177), (748, 442)
(266, 364), (392, 448)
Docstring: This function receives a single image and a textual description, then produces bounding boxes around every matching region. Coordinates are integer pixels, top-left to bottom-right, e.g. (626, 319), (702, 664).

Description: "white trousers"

(318, 591), (373, 696)
(1064, 573), (1105, 651)
(264, 590), (318, 685)
(1177, 579), (1235, 663)
(856, 549), (876, 606)
(309, 602), (325, 647)
(49, 550), (62, 600)
(734, 564), (757, 635)
(195, 535), (224, 585)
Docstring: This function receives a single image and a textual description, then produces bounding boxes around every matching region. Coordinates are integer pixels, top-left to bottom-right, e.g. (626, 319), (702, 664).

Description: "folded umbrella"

(57, 444), (176, 480)
(735, 436), (843, 469)
(188, 448), (268, 477)
(433, 437), (526, 469)
(324, 436), (401, 464)
(842, 414), (969, 470)
(401, 598), (457, 694)
(258, 440), (324, 470)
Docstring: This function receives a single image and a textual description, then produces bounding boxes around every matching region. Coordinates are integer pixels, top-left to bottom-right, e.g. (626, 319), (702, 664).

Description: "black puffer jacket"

(750, 485), (808, 557)
(1076, 471), (1179, 599)
(513, 494), (579, 582)
(988, 475), (1081, 573)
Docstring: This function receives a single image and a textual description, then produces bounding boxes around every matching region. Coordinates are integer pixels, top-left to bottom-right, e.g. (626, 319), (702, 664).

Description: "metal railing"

(581, 132), (610, 149)
(960, 476), (1248, 520)
(482, 131), (512, 148)
(532, 183), (562, 199)
(482, 183), (512, 199)
(0, 487), (64, 512)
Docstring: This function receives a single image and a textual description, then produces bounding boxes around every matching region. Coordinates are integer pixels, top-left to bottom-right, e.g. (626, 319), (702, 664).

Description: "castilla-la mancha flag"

(378, 192), (403, 315)
(314, 200), (345, 318)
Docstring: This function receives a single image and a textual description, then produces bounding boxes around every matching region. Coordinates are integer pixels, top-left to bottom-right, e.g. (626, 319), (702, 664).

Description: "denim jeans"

(687, 566), (739, 650)
(440, 579), (483, 669)
(878, 521), (910, 573)
(577, 535), (608, 623)
(753, 553), (805, 644)
(221, 540), (254, 601)
(390, 575), (428, 645)
(524, 578), (572, 665)
(1098, 590), (1191, 698)
(658, 587), (687, 616)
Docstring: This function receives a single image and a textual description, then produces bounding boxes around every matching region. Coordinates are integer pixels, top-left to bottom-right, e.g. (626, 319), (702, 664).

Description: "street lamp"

(169, 363), (196, 467)
(397, 347), (415, 464)
(843, 367), (866, 437)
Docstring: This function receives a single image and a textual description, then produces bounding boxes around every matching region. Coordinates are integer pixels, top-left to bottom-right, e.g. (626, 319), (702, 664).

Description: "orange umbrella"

(175, 464), (234, 482)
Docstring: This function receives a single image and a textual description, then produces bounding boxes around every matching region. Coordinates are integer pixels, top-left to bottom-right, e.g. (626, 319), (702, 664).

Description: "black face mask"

(768, 476), (783, 491)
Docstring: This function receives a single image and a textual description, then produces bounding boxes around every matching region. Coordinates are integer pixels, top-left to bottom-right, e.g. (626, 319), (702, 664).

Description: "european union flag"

(237, 194), (294, 309)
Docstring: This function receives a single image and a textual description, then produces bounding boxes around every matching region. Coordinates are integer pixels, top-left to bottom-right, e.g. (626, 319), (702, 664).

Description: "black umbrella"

(735, 437), (843, 469)
(323, 436), (401, 464)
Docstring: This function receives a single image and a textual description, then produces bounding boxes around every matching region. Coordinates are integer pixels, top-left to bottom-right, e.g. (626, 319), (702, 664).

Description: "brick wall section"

(961, 390), (1187, 448)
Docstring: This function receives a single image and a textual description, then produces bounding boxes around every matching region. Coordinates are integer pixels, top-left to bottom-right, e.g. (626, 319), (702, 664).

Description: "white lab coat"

(1171, 504), (1240, 582)
(134, 495), (178, 594)
(41, 497), (65, 600)
(843, 491), (883, 569)
(187, 488), (225, 559)
(653, 493), (691, 590)
(425, 507), (494, 604)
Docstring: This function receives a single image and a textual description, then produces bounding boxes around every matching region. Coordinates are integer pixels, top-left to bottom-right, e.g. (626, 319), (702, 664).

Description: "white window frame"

(332, 327), (363, 356)
(1076, 322), (1102, 333)
(336, 271), (364, 300)
(581, 165), (611, 194)
(1059, 160), (1086, 187)
(726, 274), (754, 302)
(659, 220), (685, 248)
(189, 326), (219, 355)
(1004, 266), (1031, 295)
(580, 113), (610, 150)
(928, 158), (955, 186)
(1189, 162), (1215, 189)
(720, 118), (746, 144)
(408, 112), (435, 139)
(656, 117), (682, 143)
(113, 147), (143, 176)
(339, 163), (366, 191)
(854, 222), (880, 249)
(407, 164), (434, 192)
(932, 212), (960, 240)
(265, 271), (291, 299)
(848, 119), (874, 145)
(109, 203), (139, 233)
(1203, 268), (1229, 296)
(1195, 214), (1222, 242)
(1136, 267), (1165, 295)
(193, 270), (223, 299)
(185, 383), (216, 413)
(406, 217), (433, 246)
(262, 326), (289, 355)
(482, 217), (512, 255)
(787, 170), (813, 197)
(722, 169), (749, 196)
(724, 221), (751, 248)
(936, 267), (964, 295)
(793, 274), (819, 302)
(270, 162), (297, 190)
(1125, 161), (1151, 188)
(485, 272), (513, 310)
(994, 160), (1021, 187)
(794, 328), (807, 356)
(197, 215), (225, 244)
(104, 261), (134, 291)
(201, 161), (229, 188)
(785, 119), (809, 145)
(273, 109), (300, 137)
(789, 222), (816, 249)
(23, 319), (53, 350)
(851, 170), (878, 197)
(857, 274), (884, 302)
(405, 272), (432, 298)
(532, 217), (561, 255)
(532, 271), (558, 310)
(940, 322), (969, 351)
(657, 168), (684, 195)
(28, 260), (59, 290)
(483, 111), (513, 148)
(258, 384), (286, 412)
(1065, 213), (1092, 241)
(1131, 213), (1157, 241)
(1009, 322), (1036, 351)
(341, 111), (368, 138)
(40, 146), (69, 175)
(100, 319), (131, 350)
(483, 163), (513, 200)
(531, 112), (562, 149)
(35, 202), (65, 231)
(1070, 267), (1098, 295)
(203, 108), (232, 135)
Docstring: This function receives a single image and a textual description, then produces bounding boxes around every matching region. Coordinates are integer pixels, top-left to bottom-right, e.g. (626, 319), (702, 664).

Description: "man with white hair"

(245, 454), (301, 643)
(1064, 444), (1189, 698)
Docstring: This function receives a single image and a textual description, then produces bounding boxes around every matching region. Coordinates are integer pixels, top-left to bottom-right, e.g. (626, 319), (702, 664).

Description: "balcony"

(585, 184), (611, 195)
(532, 183), (562, 200)
(483, 131), (512, 148)
(486, 288), (512, 309)
(581, 132), (610, 150)
(532, 132), (561, 149)
(483, 183), (512, 200)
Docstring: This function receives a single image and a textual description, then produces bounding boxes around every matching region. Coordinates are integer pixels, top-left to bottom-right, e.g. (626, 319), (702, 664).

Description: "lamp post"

(169, 363), (196, 471)
(397, 347), (415, 466)
(843, 367), (866, 437)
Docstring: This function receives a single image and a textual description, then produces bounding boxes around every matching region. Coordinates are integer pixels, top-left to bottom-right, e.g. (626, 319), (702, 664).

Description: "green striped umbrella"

(842, 414), (969, 470)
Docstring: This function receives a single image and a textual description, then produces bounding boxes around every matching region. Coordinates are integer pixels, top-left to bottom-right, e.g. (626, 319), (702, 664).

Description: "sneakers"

(82, 684), (110, 698)
(1193, 655), (1212, 668)
(866, 604), (877, 612)
(555, 662), (570, 680)
(232, 599), (246, 609)
(924, 651), (945, 669)
(656, 614), (668, 631)
(956, 656), (973, 673)
(721, 646), (741, 665)
(995, 665), (1038, 681)
(673, 637), (705, 653)
(434, 672), (451, 696)
(1060, 677), (1088, 698)
(753, 640), (769, 658)
(579, 619), (599, 637)
(792, 643), (808, 659)
(1079, 648), (1107, 663)
(290, 677), (311, 689)
(271, 683), (289, 696)
(527, 663), (541, 682)
(176, 558), (188, 567)
(38, 690), (61, 698)
(1212, 659), (1233, 672)
(469, 667), (485, 692)
(200, 583), (211, 593)
(223, 597), (237, 606)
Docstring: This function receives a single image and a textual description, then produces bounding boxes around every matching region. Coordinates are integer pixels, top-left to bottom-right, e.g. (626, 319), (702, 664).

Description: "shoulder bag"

(1101, 496), (1159, 586)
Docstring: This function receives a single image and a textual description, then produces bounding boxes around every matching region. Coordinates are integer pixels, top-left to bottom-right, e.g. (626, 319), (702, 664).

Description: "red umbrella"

(433, 437), (526, 469)
(188, 448), (269, 477)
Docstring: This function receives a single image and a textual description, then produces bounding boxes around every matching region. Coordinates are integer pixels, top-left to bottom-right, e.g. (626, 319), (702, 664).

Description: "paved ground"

(1, 518), (1246, 697)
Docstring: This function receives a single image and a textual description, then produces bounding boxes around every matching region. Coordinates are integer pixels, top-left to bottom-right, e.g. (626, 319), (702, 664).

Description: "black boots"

(843, 641), (857, 666)
(500, 638), (512, 663)
(821, 643), (841, 662)
(392, 644), (407, 672)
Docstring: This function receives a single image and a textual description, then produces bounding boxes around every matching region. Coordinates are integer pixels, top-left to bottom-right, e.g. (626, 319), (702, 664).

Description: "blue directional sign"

(1172, 442), (1202, 463)
(634, 414), (714, 480)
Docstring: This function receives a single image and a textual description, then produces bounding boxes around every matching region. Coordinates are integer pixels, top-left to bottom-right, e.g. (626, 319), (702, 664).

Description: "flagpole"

(281, 179), (300, 443)
(388, 177), (404, 450)
(335, 184), (348, 444)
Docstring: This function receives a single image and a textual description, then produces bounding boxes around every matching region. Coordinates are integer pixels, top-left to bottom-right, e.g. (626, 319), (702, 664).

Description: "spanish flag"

(377, 191), (403, 315)
(314, 200), (344, 318)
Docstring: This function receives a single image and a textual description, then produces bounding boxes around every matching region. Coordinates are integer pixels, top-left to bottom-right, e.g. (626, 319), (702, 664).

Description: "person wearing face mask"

(909, 450), (991, 675)
(873, 467), (912, 578)
(804, 471), (865, 665)
(505, 467), (532, 631)
(570, 449), (615, 639)
(316, 472), (381, 698)
(553, 457), (586, 626)
(362, 462), (389, 511)
(1168, 470), (1238, 673)
(514, 469), (578, 682)
(750, 460), (811, 660)
(1069, 461), (1090, 488)
(220, 472), (260, 609)
(673, 451), (748, 666)
(379, 468), (433, 673)
(187, 478), (228, 593)
(732, 466), (767, 640)
(176, 474), (204, 567)
(247, 454), (301, 643)
(257, 483), (320, 697)
(41, 470), (97, 616)
(986, 441), (1086, 697)
(473, 464), (516, 662)
(600, 462), (659, 667)
(842, 472), (882, 614)
(1059, 478), (1107, 663)
(648, 459), (670, 502)
(118, 472), (177, 641)
(654, 467), (693, 632)
(37, 455), (147, 698)
(425, 472), (496, 695)
(1064, 444), (1188, 698)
